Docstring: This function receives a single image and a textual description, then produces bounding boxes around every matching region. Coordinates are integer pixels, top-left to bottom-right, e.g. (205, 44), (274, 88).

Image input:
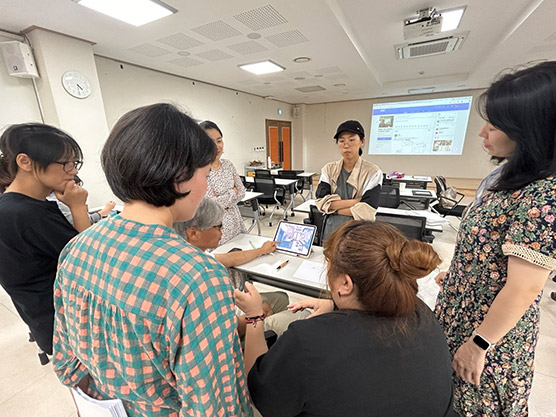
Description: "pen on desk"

(249, 240), (257, 250)
(276, 260), (289, 270)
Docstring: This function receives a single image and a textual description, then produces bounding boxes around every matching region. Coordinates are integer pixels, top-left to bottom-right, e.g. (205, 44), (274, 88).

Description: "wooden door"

(266, 120), (292, 169)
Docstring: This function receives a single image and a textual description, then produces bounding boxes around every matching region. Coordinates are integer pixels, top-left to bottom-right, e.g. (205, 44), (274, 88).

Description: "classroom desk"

(389, 175), (433, 189)
(214, 233), (441, 307)
(297, 171), (317, 199)
(293, 199), (444, 233)
(245, 177), (298, 218)
(239, 191), (263, 235)
(399, 187), (436, 208)
(214, 233), (328, 298)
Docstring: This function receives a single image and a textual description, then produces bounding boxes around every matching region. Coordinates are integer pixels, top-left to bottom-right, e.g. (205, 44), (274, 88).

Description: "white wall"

(301, 90), (494, 180)
(0, 35), (42, 129)
(26, 29), (111, 206)
(95, 56), (298, 174)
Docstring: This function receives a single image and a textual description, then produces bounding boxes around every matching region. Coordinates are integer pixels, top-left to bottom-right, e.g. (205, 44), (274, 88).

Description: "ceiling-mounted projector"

(403, 7), (443, 39)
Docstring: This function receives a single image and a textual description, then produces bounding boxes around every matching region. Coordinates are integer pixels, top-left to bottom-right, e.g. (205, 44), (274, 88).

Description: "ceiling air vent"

(395, 33), (467, 59)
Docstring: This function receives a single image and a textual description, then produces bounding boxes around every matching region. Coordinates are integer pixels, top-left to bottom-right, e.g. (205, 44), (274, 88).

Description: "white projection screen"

(368, 96), (473, 156)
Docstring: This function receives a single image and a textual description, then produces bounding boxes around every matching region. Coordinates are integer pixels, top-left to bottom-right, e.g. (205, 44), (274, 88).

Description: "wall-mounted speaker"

(293, 106), (300, 118)
(0, 41), (39, 78)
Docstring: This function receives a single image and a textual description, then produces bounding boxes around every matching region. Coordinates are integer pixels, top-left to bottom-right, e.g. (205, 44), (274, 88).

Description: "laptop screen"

(273, 221), (317, 257)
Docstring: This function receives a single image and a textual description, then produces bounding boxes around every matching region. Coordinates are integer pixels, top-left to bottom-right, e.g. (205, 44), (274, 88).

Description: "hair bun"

(392, 240), (441, 281)
(385, 241), (404, 272)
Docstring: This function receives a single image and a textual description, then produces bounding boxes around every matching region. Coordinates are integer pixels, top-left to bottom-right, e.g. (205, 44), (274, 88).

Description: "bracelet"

(245, 314), (265, 328)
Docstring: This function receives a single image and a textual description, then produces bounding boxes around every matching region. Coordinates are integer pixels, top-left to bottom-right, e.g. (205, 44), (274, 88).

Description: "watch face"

(62, 71), (91, 99)
(472, 334), (490, 350)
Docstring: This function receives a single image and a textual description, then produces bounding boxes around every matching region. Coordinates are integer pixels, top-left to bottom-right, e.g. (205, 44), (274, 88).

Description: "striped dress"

(52, 215), (252, 417)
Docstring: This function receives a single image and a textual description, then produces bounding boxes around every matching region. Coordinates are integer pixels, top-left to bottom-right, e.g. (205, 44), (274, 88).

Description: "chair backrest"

(239, 175), (250, 189)
(378, 185), (401, 208)
(278, 170), (304, 190)
(375, 212), (426, 241)
(434, 176), (447, 194)
(382, 173), (394, 186)
(255, 169), (272, 178)
(253, 177), (276, 200)
(308, 205), (327, 246)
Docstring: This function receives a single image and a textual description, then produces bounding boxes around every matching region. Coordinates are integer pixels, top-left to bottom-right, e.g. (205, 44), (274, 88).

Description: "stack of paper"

(412, 210), (450, 226)
(71, 387), (128, 417)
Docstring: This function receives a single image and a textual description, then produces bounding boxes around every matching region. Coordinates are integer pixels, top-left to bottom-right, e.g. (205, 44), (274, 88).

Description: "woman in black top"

(0, 123), (88, 356)
(236, 221), (456, 417)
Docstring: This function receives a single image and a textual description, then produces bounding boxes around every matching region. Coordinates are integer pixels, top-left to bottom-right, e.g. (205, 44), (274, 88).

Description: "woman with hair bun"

(236, 221), (456, 417)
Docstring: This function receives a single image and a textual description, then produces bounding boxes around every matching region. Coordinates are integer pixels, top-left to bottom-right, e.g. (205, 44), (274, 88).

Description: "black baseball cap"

(334, 120), (365, 139)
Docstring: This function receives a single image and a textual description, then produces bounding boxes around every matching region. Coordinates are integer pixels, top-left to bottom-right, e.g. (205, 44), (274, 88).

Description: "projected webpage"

(368, 96), (473, 155)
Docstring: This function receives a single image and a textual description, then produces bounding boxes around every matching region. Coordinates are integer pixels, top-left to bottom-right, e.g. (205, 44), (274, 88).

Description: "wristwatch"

(472, 333), (492, 351)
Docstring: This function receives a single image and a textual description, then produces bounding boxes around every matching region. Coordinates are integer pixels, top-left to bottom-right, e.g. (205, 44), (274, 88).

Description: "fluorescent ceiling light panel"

(440, 6), (466, 32)
(408, 87), (435, 94)
(239, 60), (285, 75)
(76, 0), (176, 27)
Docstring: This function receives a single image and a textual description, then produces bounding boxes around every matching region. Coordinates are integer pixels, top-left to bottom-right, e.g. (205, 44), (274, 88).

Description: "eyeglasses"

(212, 224), (223, 230)
(54, 160), (83, 173)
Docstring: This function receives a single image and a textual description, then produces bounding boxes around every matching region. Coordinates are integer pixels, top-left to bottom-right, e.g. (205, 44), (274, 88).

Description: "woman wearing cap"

(315, 120), (382, 241)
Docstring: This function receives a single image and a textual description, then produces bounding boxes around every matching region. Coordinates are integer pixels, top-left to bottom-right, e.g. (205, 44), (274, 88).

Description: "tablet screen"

(273, 221), (317, 257)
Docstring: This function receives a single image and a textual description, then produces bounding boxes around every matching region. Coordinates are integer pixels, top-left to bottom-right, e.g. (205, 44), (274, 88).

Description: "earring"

(337, 291), (341, 298)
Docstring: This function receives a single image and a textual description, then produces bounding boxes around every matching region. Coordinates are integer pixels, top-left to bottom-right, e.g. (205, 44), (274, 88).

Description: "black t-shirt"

(0, 192), (77, 353)
(249, 303), (456, 417)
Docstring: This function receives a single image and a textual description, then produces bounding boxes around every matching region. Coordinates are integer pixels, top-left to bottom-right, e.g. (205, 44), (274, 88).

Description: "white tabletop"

(297, 171), (316, 177)
(390, 175), (433, 183)
(214, 233), (328, 297)
(245, 177), (297, 186)
(241, 191), (263, 202)
(293, 199), (443, 232)
(214, 233), (440, 308)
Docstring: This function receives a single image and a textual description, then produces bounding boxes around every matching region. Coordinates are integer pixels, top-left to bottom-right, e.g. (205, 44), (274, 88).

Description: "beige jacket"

(315, 157), (382, 221)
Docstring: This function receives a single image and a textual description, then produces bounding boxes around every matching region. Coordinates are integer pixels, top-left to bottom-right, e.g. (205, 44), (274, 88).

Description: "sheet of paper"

(293, 260), (327, 286)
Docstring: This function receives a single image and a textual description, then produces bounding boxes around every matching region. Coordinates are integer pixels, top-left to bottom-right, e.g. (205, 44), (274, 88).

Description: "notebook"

(71, 387), (128, 417)
(273, 221), (317, 258)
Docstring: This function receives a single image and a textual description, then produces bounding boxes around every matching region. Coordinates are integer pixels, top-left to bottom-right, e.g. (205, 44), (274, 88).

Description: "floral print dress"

(435, 177), (556, 417)
(206, 159), (246, 245)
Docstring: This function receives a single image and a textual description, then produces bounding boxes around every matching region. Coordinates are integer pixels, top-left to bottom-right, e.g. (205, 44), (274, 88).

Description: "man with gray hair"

(174, 198), (310, 338)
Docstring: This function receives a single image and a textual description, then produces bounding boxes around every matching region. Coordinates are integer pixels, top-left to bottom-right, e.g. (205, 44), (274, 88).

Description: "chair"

(239, 175), (253, 191)
(303, 205), (329, 246)
(379, 185), (417, 210)
(253, 177), (286, 226)
(254, 169), (272, 178)
(432, 176), (467, 218)
(379, 185), (401, 208)
(278, 170), (306, 205)
(375, 212), (428, 242)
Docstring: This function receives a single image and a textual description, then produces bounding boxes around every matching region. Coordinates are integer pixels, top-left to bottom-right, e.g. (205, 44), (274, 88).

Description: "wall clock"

(61, 71), (91, 99)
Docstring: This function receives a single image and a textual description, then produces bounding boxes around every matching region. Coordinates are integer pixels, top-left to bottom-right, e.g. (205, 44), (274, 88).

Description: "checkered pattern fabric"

(52, 215), (252, 416)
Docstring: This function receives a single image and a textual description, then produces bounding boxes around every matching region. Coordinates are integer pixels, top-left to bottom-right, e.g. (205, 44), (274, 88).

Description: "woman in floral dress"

(435, 62), (556, 416)
(200, 120), (246, 245)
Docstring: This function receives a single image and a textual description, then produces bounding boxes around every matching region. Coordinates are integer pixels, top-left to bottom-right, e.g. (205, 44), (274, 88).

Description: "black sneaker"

(551, 292), (556, 302)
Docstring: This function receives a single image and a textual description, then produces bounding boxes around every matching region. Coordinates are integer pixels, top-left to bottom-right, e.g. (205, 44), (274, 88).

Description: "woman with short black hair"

(0, 123), (88, 356)
(52, 103), (253, 416)
(436, 62), (556, 416)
